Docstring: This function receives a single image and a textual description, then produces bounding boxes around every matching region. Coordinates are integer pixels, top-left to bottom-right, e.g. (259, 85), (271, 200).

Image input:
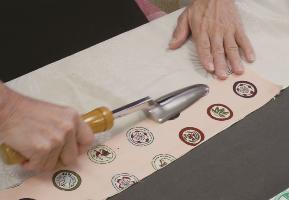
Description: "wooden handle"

(81, 107), (114, 133)
(0, 107), (114, 165)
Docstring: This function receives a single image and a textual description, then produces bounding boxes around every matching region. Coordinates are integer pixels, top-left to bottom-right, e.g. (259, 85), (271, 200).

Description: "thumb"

(169, 11), (190, 49)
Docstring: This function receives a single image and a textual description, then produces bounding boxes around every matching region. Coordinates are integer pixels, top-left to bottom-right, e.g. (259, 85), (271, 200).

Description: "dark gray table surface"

(111, 87), (289, 200)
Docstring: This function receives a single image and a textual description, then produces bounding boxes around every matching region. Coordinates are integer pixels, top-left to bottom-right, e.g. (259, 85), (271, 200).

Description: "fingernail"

(207, 63), (214, 71)
(169, 38), (177, 45)
(235, 68), (244, 75)
(235, 63), (245, 75)
(248, 54), (256, 62)
(219, 71), (227, 79)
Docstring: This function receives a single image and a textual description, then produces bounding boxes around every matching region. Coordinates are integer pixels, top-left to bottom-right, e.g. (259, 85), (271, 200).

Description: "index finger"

(77, 121), (94, 154)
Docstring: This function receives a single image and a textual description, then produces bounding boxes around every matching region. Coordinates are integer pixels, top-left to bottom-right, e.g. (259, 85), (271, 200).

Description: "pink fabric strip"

(135, 0), (166, 21)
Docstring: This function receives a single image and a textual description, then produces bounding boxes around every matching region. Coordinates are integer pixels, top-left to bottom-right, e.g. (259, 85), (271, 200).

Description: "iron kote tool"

(0, 84), (209, 165)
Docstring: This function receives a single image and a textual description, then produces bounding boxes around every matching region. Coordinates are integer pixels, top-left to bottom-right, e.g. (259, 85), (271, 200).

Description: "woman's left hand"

(169, 0), (255, 79)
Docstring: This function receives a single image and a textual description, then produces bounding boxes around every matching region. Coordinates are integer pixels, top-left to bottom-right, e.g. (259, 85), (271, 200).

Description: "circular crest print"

(207, 104), (233, 121)
(111, 173), (139, 192)
(151, 154), (176, 170)
(87, 145), (116, 164)
(233, 81), (257, 98)
(52, 170), (81, 191)
(126, 127), (154, 146)
(19, 199), (36, 200)
(179, 127), (205, 146)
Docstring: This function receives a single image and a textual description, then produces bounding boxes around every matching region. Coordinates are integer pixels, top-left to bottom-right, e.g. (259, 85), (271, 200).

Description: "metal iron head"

(145, 84), (209, 123)
(113, 84), (209, 123)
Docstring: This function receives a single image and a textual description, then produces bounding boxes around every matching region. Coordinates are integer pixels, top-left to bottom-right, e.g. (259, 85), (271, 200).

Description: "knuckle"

(60, 121), (75, 134)
(198, 48), (211, 58)
(50, 134), (64, 146)
(36, 143), (51, 154)
(200, 42), (210, 51)
(226, 45), (239, 52)
(64, 107), (79, 118)
(199, 51), (209, 58)
(177, 10), (189, 24)
(236, 31), (248, 42)
(213, 46), (225, 55)
(246, 49), (254, 55)
(177, 15), (183, 23)
(197, 39), (210, 52)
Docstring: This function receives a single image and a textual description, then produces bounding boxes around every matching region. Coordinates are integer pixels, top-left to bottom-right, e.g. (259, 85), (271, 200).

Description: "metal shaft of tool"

(112, 96), (154, 119)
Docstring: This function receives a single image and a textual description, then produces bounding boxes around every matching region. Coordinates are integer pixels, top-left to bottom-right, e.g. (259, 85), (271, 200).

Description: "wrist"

(0, 82), (8, 112)
(0, 83), (20, 130)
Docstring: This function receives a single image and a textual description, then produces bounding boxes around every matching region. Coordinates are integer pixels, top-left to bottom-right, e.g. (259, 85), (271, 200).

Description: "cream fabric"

(0, 0), (288, 195)
(0, 69), (281, 199)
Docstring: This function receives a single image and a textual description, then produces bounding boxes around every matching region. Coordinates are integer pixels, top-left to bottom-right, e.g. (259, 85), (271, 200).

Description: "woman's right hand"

(0, 84), (94, 171)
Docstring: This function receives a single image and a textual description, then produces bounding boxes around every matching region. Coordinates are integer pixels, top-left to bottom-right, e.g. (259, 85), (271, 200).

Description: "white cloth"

(1, 0), (289, 191)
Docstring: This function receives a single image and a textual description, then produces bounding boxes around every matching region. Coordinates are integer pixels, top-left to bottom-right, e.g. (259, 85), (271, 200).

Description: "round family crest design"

(111, 173), (139, 192)
(151, 154), (176, 170)
(179, 127), (205, 146)
(233, 81), (257, 98)
(126, 127), (154, 146)
(19, 199), (36, 200)
(207, 104), (233, 121)
(52, 170), (81, 191)
(87, 145), (116, 164)
(274, 191), (289, 200)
